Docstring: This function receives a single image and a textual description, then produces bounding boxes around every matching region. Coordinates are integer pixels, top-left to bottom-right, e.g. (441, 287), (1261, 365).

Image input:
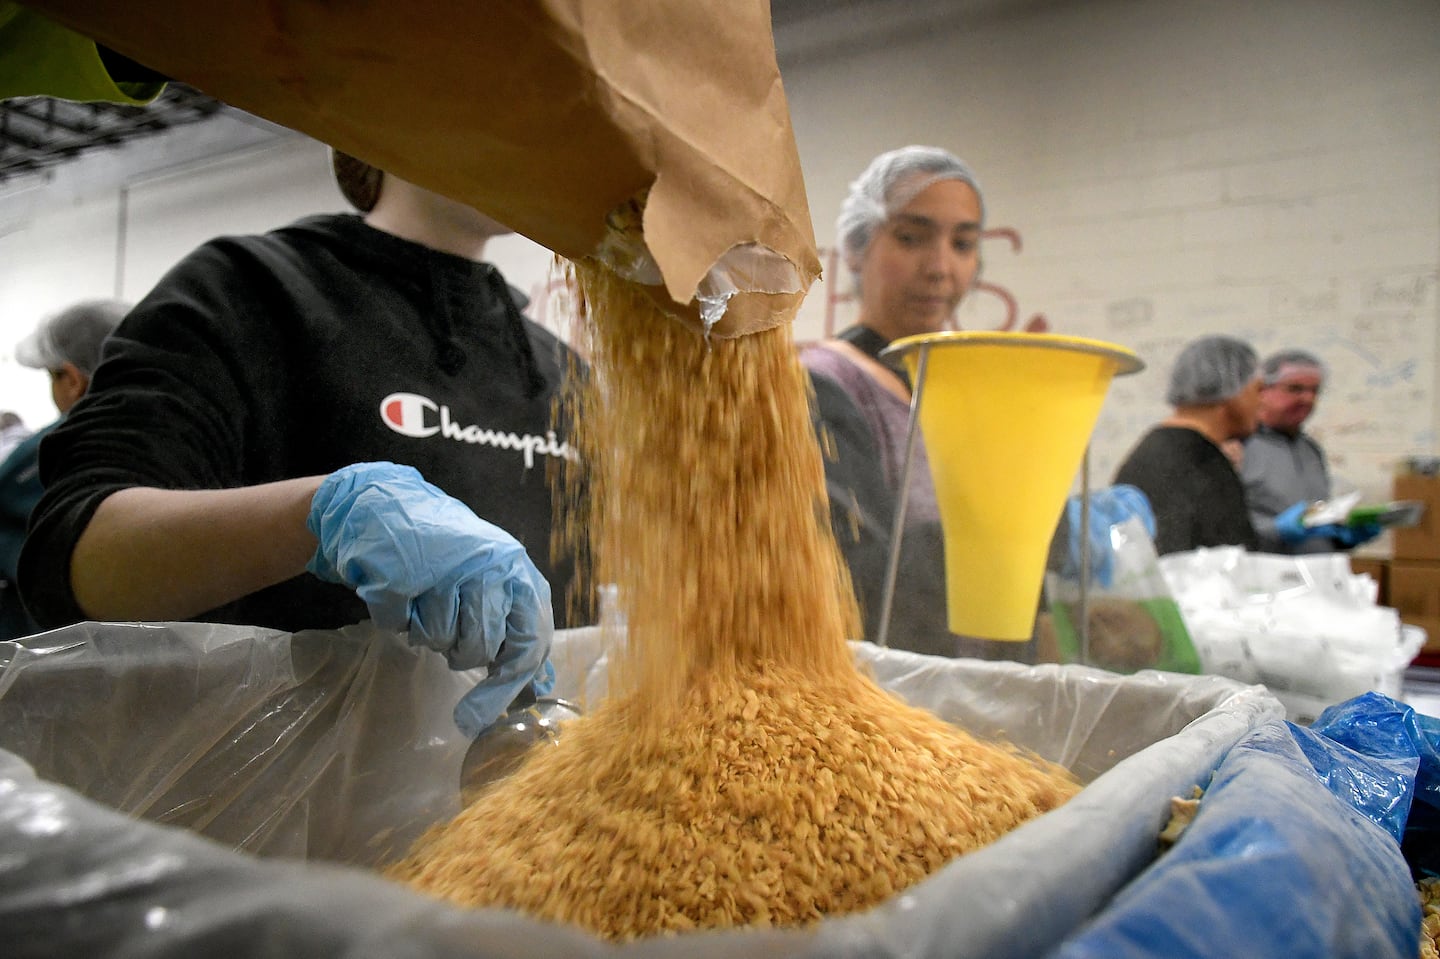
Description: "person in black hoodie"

(17, 151), (579, 735)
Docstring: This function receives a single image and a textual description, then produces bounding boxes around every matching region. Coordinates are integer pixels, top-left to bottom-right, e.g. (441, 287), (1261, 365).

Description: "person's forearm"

(69, 477), (325, 621)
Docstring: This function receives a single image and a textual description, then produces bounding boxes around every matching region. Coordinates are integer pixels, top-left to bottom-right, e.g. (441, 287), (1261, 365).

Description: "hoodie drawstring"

(486, 268), (545, 399)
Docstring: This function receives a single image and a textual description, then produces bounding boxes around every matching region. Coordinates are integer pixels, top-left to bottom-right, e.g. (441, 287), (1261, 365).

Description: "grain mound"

(387, 664), (1076, 939)
(385, 259), (1081, 939)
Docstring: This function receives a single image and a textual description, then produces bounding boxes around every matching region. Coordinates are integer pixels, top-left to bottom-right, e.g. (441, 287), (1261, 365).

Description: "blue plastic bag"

(1312, 693), (1440, 878)
(1049, 693), (1428, 959)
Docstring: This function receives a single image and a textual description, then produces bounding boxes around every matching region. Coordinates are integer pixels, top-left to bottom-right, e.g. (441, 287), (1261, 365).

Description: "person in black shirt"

(18, 152), (576, 735)
(1, 299), (127, 640)
(1112, 334), (1263, 555)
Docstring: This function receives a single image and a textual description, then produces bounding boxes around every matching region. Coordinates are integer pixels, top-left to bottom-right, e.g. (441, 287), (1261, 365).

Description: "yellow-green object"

(884, 331), (1143, 641)
(0, 3), (162, 103)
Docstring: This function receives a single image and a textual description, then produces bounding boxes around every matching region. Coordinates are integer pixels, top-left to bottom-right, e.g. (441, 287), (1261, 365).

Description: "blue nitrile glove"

(1062, 484), (1157, 587)
(1273, 501), (1313, 544)
(306, 462), (555, 736)
(1330, 522), (1383, 549)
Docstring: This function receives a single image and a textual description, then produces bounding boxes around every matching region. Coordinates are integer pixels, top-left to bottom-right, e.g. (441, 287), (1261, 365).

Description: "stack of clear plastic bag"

(1041, 487), (1202, 675)
(1157, 547), (1425, 723)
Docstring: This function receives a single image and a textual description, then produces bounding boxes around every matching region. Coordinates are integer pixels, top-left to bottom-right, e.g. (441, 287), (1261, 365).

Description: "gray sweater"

(1241, 424), (1333, 553)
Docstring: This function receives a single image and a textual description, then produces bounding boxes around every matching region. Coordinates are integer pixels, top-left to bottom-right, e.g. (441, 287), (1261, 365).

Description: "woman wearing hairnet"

(1111, 334), (1264, 555)
(802, 145), (985, 657)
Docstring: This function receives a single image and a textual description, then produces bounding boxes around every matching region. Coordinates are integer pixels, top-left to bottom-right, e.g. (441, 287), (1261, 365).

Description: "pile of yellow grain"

(1420, 876), (1440, 959)
(384, 260), (1081, 939)
(387, 663), (1075, 939)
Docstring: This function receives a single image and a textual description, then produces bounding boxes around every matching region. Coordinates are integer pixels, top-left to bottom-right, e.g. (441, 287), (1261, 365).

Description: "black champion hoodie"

(19, 214), (587, 632)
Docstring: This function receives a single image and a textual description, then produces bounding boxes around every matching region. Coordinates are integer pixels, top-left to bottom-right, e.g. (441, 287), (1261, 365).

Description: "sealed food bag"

(22, 0), (819, 336)
(1041, 493), (1202, 675)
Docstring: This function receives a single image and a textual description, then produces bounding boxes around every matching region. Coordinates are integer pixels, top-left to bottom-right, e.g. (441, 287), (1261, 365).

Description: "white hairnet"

(15, 299), (129, 376)
(836, 145), (984, 276)
(1166, 335), (1258, 406)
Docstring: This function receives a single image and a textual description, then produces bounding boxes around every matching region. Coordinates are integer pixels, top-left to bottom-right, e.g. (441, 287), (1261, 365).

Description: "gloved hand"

(1061, 484), (1157, 587)
(307, 462), (555, 736)
(1330, 522), (1383, 549)
(1273, 501), (1313, 544)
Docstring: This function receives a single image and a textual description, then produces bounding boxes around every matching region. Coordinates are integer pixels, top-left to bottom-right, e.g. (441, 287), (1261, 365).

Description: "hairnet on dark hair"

(1260, 349), (1326, 385)
(14, 299), (129, 376)
(836, 145), (984, 278)
(331, 149), (384, 213)
(1166, 335), (1259, 406)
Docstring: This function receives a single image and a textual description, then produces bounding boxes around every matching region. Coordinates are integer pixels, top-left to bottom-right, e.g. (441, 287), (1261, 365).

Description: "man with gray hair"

(1, 298), (128, 639)
(1111, 334), (1264, 555)
(1241, 349), (1379, 553)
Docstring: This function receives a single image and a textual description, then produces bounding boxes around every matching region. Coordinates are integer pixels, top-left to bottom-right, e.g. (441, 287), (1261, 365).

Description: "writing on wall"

(1089, 270), (1439, 497)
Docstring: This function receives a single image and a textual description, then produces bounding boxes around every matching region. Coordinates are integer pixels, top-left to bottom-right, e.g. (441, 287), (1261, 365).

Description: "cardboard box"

(1349, 556), (1389, 607)
(1388, 559), (1440, 653)
(1393, 474), (1440, 561)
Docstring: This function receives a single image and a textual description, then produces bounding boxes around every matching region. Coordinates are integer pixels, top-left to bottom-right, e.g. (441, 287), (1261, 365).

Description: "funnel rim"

(881, 330), (1145, 376)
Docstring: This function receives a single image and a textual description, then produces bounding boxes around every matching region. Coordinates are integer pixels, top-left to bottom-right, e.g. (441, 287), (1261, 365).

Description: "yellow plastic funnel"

(882, 331), (1143, 641)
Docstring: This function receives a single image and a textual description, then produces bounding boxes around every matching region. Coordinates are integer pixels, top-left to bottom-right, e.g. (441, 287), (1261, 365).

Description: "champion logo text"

(379, 392), (575, 468)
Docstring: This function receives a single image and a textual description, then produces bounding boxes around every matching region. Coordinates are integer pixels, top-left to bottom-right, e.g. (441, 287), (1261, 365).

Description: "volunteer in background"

(801, 145), (984, 657)
(0, 412), (28, 461)
(0, 299), (127, 640)
(17, 154), (579, 735)
(1242, 348), (1381, 554)
(1112, 334), (1264, 556)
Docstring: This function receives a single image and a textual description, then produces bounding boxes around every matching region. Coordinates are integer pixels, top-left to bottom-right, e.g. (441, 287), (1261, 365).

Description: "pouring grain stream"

(384, 260), (1081, 939)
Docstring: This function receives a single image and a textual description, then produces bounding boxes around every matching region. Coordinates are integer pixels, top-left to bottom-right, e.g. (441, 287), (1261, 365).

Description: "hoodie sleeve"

(17, 239), (285, 627)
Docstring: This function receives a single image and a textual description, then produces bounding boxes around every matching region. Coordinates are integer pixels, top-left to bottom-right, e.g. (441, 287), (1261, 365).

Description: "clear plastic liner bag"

(1158, 547), (1425, 724)
(8, 693), (1413, 959)
(1042, 513), (1202, 675)
(0, 620), (481, 866)
(0, 746), (613, 959)
(1050, 691), (1437, 959)
(0, 620), (1319, 958)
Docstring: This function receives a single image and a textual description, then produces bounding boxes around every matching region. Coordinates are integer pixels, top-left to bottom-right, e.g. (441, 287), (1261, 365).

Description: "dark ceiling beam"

(3, 101), (103, 137)
(0, 84), (228, 183)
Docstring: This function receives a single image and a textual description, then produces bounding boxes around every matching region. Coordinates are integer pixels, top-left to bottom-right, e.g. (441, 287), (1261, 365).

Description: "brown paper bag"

(27, 0), (819, 335)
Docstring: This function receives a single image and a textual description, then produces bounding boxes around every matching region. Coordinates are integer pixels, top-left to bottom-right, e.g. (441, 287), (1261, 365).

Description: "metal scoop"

(459, 685), (582, 805)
